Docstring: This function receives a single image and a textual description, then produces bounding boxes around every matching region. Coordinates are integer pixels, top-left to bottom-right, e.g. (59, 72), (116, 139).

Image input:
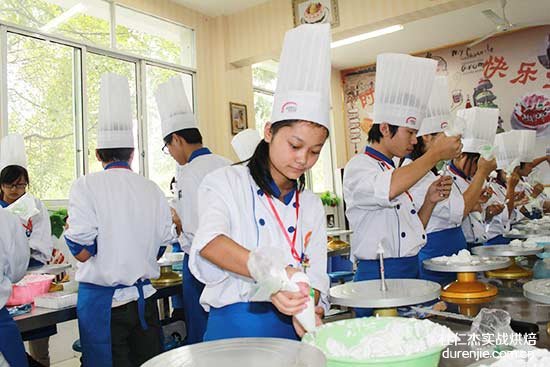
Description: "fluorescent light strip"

(331, 25), (404, 49)
(40, 3), (86, 32)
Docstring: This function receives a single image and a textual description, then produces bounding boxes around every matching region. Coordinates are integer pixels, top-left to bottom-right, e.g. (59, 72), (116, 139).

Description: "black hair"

(247, 120), (328, 197)
(164, 128), (202, 145)
(462, 152), (480, 177)
(400, 133), (439, 175)
(96, 148), (134, 163)
(494, 169), (507, 187)
(0, 165), (29, 198)
(367, 123), (399, 143)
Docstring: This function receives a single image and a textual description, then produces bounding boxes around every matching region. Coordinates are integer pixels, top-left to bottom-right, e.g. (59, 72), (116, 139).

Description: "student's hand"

(170, 208), (182, 236)
(477, 157), (497, 176)
(485, 204), (505, 222)
(507, 172), (521, 189)
(425, 175), (452, 204)
(292, 306), (324, 338)
(429, 135), (462, 161)
(479, 187), (493, 204)
(270, 267), (309, 316)
(532, 183), (544, 198)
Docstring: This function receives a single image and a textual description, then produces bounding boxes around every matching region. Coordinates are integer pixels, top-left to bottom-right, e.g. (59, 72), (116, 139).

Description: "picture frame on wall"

(292, 0), (340, 28)
(229, 102), (248, 135)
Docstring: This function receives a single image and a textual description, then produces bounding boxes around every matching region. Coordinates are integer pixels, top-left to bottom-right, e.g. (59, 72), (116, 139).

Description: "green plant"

(320, 191), (340, 207)
(49, 208), (68, 238)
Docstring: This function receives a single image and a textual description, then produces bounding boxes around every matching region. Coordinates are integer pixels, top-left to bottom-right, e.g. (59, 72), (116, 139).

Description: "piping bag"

(247, 246), (317, 332)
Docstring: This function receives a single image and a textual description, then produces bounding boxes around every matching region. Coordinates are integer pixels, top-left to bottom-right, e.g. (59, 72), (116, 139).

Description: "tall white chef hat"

(494, 130), (521, 170)
(517, 129), (537, 163)
(155, 76), (197, 139)
(456, 107), (499, 153)
(0, 133), (27, 173)
(97, 73), (134, 149)
(373, 53), (437, 130)
(270, 23), (331, 130)
(417, 76), (451, 137)
(231, 129), (262, 161)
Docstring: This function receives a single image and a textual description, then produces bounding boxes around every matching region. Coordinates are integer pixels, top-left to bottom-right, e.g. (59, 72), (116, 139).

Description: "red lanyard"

(365, 152), (414, 203)
(265, 190), (301, 262)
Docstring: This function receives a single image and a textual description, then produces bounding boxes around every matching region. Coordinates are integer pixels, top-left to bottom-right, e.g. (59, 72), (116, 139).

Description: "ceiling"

(171, 0), (270, 16)
(331, 0), (550, 69)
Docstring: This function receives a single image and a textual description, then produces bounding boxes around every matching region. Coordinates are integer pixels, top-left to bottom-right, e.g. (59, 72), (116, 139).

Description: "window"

(0, 0), (111, 47)
(6, 32), (77, 200)
(145, 65), (194, 194)
(115, 5), (195, 68)
(85, 53), (139, 173)
(252, 61), (335, 194)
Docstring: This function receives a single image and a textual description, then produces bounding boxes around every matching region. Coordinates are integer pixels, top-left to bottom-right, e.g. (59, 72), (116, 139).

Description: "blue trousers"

(0, 306), (28, 367)
(203, 302), (297, 341)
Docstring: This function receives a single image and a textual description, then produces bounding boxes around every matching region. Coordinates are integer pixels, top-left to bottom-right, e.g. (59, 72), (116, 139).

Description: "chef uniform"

(189, 23), (331, 341)
(450, 107), (499, 248)
(231, 128), (262, 161)
(0, 133), (53, 266)
(65, 73), (173, 366)
(155, 76), (231, 344)
(484, 131), (524, 245)
(515, 131), (547, 215)
(407, 77), (467, 284)
(0, 209), (29, 367)
(343, 54), (437, 297)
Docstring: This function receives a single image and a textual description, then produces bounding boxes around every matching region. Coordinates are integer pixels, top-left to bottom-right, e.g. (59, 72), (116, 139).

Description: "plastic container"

(6, 274), (55, 306)
(303, 317), (449, 367)
(34, 291), (77, 309)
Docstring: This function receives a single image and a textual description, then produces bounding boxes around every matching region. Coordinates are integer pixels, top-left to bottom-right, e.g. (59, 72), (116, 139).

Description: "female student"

(405, 78), (497, 283)
(189, 23), (331, 341)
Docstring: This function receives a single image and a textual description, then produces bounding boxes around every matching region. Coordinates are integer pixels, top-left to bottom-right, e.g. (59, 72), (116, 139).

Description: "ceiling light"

(331, 25), (404, 49)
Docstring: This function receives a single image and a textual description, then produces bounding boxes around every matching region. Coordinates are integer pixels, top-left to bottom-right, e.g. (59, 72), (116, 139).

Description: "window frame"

(0, 7), (197, 205)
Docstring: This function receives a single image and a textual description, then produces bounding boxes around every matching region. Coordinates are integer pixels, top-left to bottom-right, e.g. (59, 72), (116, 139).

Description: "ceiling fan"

(467, 0), (539, 48)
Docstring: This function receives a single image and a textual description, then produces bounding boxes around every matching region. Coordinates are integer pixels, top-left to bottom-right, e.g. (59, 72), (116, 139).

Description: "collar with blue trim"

(0, 199), (7, 208)
(267, 179), (297, 206)
(188, 147), (212, 163)
(449, 162), (470, 180)
(104, 161), (131, 170)
(365, 146), (395, 168)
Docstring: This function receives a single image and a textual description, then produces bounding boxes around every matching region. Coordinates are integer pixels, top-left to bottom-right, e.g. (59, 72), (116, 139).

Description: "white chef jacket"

(189, 165), (329, 312)
(407, 168), (465, 234)
(343, 147), (426, 261)
(448, 163), (488, 244)
(1, 196), (53, 264)
(0, 209), (29, 308)
(174, 148), (231, 254)
(484, 180), (514, 241)
(65, 164), (173, 302)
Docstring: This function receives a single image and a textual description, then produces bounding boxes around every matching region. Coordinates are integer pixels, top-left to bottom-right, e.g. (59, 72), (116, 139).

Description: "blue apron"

(182, 254), (208, 345)
(77, 280), (150, 366)
(0, 306), (28, 367)
(203, 302), (297, 341)
(354, 256), (418, 317)
(485, 235), (511, 246)
(418, 227), (467, 285)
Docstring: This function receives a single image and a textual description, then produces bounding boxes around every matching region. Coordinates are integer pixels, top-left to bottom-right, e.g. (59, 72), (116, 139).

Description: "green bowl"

(302, 317), (446, 367)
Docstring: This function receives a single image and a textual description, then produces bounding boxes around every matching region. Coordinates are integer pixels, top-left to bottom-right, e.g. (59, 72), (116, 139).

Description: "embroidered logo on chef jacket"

(23, 218), (33, 237)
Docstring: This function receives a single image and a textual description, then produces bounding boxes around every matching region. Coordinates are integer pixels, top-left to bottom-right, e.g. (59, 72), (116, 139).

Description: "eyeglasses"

(162, 143), (170, 155)
(1, 183), (28, 190)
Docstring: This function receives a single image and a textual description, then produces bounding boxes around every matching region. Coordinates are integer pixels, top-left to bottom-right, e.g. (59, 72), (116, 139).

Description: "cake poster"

(341, 25), (550, 158)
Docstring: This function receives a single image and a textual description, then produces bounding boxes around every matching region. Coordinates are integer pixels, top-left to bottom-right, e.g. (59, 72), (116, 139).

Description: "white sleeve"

(157, 189), (175, 248)
(304, 198), (330, 312)
(344, 160), (394, 209)
(65, 178), (98, 245)
(28, 199), (53, 264)
(3, 211), (30, 283)
(189, 174), (231, 285)
(433, 188), (465, 226)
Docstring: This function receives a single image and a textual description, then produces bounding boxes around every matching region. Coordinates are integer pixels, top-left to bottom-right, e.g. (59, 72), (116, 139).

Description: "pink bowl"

(6, 274), (54, 306)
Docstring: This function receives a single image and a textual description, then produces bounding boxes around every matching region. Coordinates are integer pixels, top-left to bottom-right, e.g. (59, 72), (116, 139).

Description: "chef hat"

(517, 129), (537, 163)
(373, 53), (437, 129)
(494, 131), (521, 170)
(271, 23), (331, 130)
(417, 76), (451, 137)
(155, 76), (197, 139)
(0, 133), (27, 173)
(231, 129), (262, 161)
(456, 107), (499, 153)
(97, 73), (134, 149)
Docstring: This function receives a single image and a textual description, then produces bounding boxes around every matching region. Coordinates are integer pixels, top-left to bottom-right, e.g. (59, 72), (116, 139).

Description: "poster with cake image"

(293, 0), (339, 28)
(341, 25), (550, 161)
